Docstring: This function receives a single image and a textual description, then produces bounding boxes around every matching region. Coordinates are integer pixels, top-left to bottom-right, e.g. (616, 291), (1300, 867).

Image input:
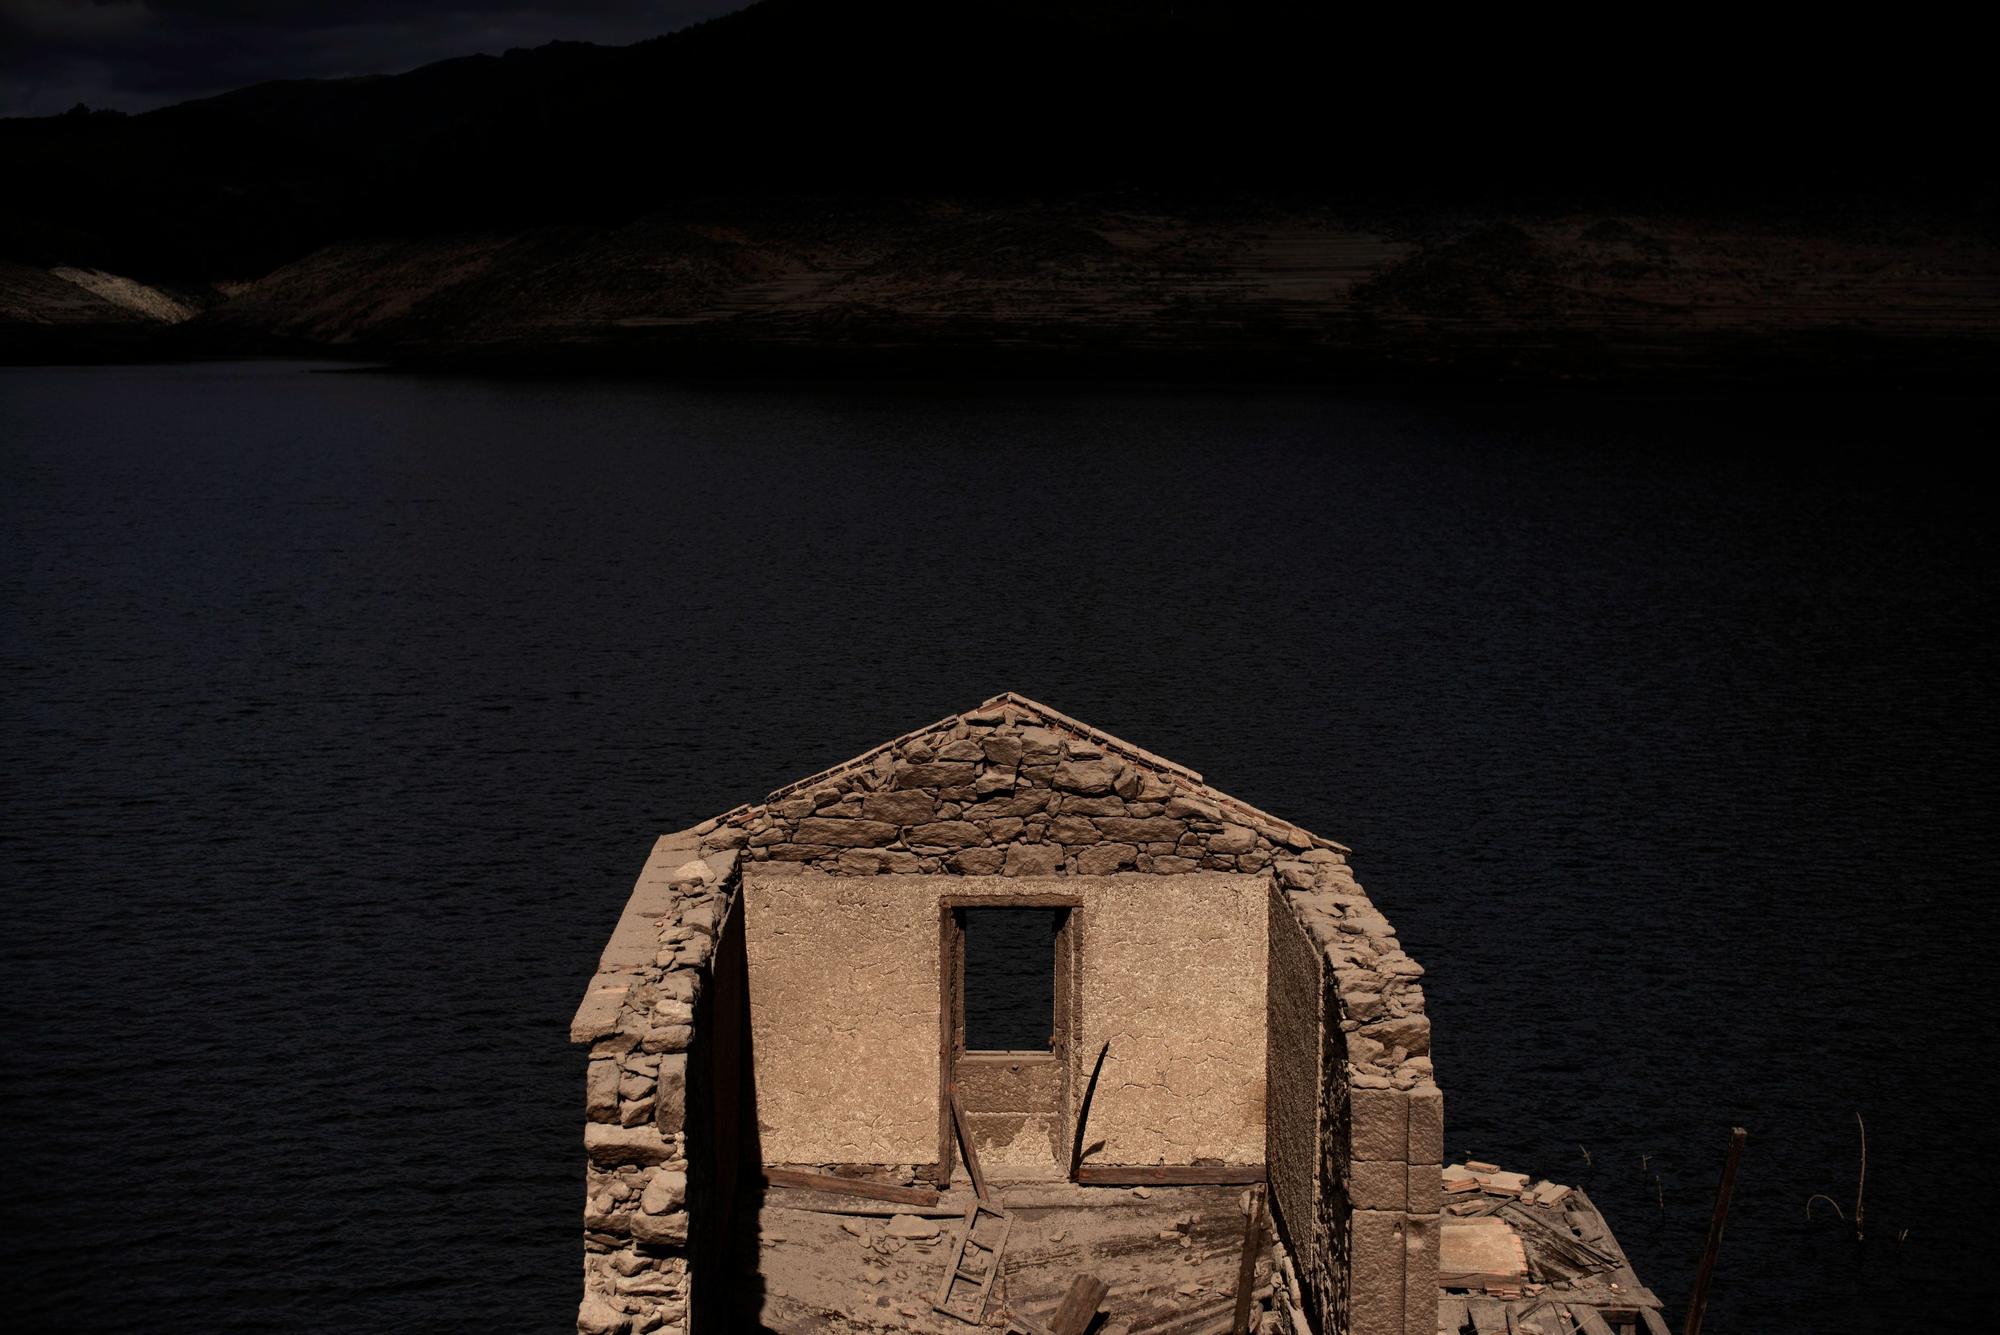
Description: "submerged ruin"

(570, 694), (1664, 1334)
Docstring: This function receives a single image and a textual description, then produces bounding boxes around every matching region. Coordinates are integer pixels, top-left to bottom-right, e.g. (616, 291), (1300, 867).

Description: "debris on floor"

(1436, 1163), (1669, 1335)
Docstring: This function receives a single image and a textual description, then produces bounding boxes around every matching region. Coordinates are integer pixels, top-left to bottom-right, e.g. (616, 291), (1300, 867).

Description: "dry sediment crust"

(741, 869), (1267, 1168)
(567, 692), (1436, 1335)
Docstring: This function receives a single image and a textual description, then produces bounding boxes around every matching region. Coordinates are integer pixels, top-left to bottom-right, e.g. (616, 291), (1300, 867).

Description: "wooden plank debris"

(762, 1188), (965, 1217)
(1569, 1305), (1615, 1335)
(933, 1197), (1013, 1326)
(1068, 1040), (1110, 1180)
(1231, 1184), (1267, 1335)
(1046, 1274), (1111, 1335)
(1683, 1127), (1746, 1335)
(949, 1083), (991, 1203)
(1466, 1295), (1509, 1335)
(1076, 1164), (1267, 1185)
(759, 1168), (940, 1206)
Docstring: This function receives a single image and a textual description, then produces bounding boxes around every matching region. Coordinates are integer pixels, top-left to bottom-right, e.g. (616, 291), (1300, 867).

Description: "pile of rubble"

(1434, 1163), (1668, 1335)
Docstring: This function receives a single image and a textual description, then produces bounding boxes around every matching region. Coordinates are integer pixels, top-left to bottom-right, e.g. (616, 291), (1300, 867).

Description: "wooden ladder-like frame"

(932, 1197), (1011, 1325)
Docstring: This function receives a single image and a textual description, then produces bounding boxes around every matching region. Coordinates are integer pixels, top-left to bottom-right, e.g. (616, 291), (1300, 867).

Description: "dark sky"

(0, 0), (751, 117)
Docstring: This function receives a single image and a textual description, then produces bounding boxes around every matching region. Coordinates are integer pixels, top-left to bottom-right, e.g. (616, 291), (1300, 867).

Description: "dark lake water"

(2, 362), (1993, 1333)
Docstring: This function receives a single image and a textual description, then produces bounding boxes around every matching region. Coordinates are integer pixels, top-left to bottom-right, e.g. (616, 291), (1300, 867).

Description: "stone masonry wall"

(569, 826), (748, 1335)
(1268, 854), (1442, 1335)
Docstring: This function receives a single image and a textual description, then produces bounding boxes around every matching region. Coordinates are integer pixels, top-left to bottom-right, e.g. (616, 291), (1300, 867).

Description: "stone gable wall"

(734, 695), (1340, 876)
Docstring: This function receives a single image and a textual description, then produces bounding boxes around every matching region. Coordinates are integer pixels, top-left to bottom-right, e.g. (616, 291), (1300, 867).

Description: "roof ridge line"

(986, 691), (1204, 783)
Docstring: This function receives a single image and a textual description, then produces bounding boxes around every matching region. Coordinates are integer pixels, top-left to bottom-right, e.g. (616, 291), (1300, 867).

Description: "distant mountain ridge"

(3, 0), (1986, 280)
(3, 2), (1992, 381)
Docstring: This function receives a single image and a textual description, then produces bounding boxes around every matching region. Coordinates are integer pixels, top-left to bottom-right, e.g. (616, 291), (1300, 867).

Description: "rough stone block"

(654, 1055), (688, 1135)
(1406, 1163), (1442, 1216)
(641, 1025), (693, 1054)
(570, 973), (635, 1044)
(792, 817), (899, 847)
(1350, 1086), (1407, 1163)
(1210, 823), (1258, 854)
(1054, 758), (1120, 793)
(894, 762), (978, 789)
(1076, 843), (1137, 874)
(1349, 1210), (1406, 1335)
(640, 1169), (687, 1214)
(586, 1060), (620, 1123)
(1348, 1158), (1406, 1210)
(584, 1122), (674, 1167)
(1407, 1085), (1444, 1165)
(1360, 1014), (1430, 1056)
(908, 820), (984, 848)
(949, 847), (1005, 874)
(1403, 1213), (1440, 1335)
(629, 1209), (689, 1246)
(860, 791), (935, 824)
(1002, 842), (1064, 876)
(1096, 816), (1186, 843)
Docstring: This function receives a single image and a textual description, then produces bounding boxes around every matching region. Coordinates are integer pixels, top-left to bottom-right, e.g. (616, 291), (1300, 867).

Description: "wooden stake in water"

(1683, 1126), (1747, 1335)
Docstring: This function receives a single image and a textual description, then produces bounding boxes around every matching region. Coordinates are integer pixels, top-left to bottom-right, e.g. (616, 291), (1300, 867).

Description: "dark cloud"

(0, 0), (751, 117)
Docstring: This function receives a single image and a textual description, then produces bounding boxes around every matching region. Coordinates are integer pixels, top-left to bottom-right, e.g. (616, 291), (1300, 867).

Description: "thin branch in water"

(1854, 1112), (1867, 1243)
(1806, 1193), (1845, 1222)
(1578, 1144), (1592, 1167)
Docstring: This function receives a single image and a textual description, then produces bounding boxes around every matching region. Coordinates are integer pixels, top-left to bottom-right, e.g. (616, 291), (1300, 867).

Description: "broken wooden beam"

(1047, 1274), (1111, 1335)
(1231, 1183), (1267, 1335)
(1569, 1306), (1615, 1335)
(1076, 1164), (1267, 1185)
(1068, 1040), (1110, 1180)
(1683, 1127), (1746, 1335)
(762, 1188), (965, 1217)
(759, 1167), (941, 1205)
(949, 1083), (991, 1203)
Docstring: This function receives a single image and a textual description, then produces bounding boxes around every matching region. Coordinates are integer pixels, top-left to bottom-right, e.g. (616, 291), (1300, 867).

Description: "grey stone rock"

(949, 848), (1006, 874)
(641, 1025), (693, 1054)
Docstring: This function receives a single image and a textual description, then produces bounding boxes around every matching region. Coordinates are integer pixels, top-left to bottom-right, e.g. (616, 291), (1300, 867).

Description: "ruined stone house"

(570, 693), (1441, 1335)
